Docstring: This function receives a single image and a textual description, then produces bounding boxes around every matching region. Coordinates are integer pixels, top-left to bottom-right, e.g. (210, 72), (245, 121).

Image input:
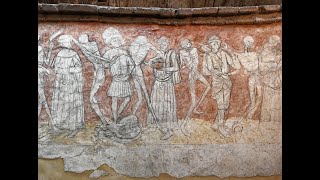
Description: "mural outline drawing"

(258, 35), (282, 122)
(147, 36), (181, 140)
(50, 34), (85, 138)
(102, 27), (135, 123)
(201, 35), (241, 137)
(178, 38), (211, 136)
(38, 30), (63, 131)
(129, 36), (162, 127)
(72, 33), (110, 126)
(235, 36), (263, 121)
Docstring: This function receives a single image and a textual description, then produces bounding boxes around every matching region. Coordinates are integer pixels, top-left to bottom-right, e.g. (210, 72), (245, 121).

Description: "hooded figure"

(51, 35), (85, 136)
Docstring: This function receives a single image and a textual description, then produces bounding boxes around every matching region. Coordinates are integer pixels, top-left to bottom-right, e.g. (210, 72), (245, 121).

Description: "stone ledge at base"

(38, 143), (282, 178)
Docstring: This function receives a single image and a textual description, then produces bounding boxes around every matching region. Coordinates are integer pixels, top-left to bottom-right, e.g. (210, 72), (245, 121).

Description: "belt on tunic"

(113, 75), (129, 82)
(155, 75), (172, 82)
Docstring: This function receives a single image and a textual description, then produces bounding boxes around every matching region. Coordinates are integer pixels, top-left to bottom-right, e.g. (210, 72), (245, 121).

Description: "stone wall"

(38, 3), (282, 179)
(38, 0), (282, 8)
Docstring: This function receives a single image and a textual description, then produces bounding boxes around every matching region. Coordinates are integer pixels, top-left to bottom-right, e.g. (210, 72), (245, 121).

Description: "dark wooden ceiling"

(38, 0), (282, 8)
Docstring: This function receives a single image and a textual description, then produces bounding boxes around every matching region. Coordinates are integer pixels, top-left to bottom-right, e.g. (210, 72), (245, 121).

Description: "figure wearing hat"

(101, 27), (135, 122)
(178, 38), (211, 136)
(201, 35), (241, 137)
(50, 34), (85, 137)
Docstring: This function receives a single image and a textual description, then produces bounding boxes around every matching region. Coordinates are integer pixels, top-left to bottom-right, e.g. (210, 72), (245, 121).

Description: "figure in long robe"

(147, 36), (181, 140)
(258, 35), (282, 122)
(51, 35), (85, 137)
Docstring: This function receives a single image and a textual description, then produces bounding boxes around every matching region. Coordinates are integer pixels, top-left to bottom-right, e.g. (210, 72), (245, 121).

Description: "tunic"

(202, 50), (239, 110)
(103, 48), (135, 97)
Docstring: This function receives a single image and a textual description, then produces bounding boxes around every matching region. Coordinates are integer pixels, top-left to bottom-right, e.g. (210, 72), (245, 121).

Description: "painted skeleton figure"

(235, 36), (262, 120)
(129, 36), (161, 125)
(38, 30), (63, 130)
(73, 34), (110, 126)
(38, 34), (53, 126)
(179, 38), (211, 136)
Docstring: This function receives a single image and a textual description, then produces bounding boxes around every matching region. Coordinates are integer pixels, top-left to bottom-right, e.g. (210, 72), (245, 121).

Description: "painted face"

(109, 38), (122, 48)
(185, 42), (192, 49)
(79, 34), (89, 44)
(244, 39), (253, 49)
(267, 35), (281, 49)
(180, 39), (192, 49)
(243, 36), (254, 49)
(209, 41), (220, 53)
(60, 42), (72, 48)
(159, 42), (168, 51)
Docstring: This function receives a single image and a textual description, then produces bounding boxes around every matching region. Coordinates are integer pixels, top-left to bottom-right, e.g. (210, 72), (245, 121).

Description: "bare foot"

(218, 126), (231, 138)
(180, 121), (191, 136)
(211, 123), (219, 131)
(68, 130), (80, 138)
(160, 130), (173, 140)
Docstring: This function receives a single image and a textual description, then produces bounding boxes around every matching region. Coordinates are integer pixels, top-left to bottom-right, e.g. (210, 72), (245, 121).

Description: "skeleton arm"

(38, 64), (50, 75)
(225, 51), (241, 76)
(71, 37), (110, 65)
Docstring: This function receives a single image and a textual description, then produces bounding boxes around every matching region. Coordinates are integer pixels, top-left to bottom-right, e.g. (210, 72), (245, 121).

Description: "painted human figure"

(179, 38), (211, 136)
(101, 27), (135, 122)
(72, 34), (110, 126)
(38, 34), (53, 126)
(258, 35), (282, 122)
(51, 35), (85, 137)
(147, 36), (181, 140)
(235, 36), (262, 120)
(201, 36), (241, 137)
(129, 36), (162, 124)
